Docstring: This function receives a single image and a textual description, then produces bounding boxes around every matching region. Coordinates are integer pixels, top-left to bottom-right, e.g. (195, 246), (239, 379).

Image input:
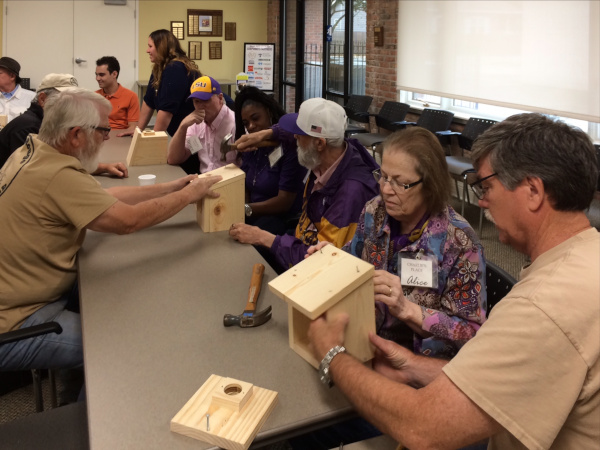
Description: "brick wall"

(365, 0), (398, 111)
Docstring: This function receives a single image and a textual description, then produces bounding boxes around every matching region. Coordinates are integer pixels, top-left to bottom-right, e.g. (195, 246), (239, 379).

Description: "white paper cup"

(138, 174), (156, 186)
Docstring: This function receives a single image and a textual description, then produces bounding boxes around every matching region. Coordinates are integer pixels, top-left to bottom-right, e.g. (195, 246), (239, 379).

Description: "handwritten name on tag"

(401, 258), (433, 288)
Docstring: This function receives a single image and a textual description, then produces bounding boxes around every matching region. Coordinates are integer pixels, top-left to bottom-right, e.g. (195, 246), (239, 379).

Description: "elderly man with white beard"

(229, 98), (379, 273)
(0, 88), (222, 372)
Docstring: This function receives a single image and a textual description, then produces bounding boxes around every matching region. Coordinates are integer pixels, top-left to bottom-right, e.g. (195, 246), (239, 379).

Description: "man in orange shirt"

(95, 56), (139, 136)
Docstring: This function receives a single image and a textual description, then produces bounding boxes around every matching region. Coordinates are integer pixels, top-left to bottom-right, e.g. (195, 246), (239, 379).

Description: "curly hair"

(149, 29), (200, 90)
(233, 86), (285, 140)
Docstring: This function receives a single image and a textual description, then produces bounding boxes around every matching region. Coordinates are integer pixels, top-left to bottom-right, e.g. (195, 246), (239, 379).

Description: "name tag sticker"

(268, 146), (283, 167)
(400, 257), (434, 288)
(188, 136), (203, 155)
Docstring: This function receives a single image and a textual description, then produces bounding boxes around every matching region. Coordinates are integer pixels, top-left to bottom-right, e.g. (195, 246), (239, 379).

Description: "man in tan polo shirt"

(307, 113), (599, 449)
(0, 88), (221, 372)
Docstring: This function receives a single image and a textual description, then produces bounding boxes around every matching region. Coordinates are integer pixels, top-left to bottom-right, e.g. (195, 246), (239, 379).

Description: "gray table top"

(79, 134), (352, 449)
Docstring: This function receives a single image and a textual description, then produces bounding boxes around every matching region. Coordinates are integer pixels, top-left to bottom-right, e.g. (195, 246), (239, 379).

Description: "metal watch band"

(244, 203), (252, 217)
(318, 345), (346, 388)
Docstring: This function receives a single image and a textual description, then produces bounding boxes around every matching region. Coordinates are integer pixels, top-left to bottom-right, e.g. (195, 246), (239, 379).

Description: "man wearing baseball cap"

(167, 75), (237, 174)
(230, 97), (379, 271)
(0, 73), (127, 178)
(0, 56), (35, 123)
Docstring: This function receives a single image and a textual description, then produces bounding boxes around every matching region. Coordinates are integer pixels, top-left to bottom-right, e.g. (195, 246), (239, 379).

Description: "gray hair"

(38, 88), (112, 148)
(325, 136), (345, 148)
(33, 87), (59, 104)
(471, 113), (598, 211)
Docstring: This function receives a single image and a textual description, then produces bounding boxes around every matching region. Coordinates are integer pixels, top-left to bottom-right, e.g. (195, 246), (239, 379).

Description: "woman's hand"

(373, 270), (422, 327)
(235, 129), (273, 152)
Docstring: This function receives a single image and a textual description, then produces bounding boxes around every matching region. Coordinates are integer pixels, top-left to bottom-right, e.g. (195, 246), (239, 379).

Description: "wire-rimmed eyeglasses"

(372, 169), (423, 194)
(469, 173), (498, 200)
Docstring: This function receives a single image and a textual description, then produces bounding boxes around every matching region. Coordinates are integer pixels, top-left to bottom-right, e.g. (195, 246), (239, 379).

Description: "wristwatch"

(244, 203), (253, 217)
(318, 345), (346, 388)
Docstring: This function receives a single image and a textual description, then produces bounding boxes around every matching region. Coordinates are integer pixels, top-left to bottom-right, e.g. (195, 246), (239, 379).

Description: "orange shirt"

(96, 84), (140, 129)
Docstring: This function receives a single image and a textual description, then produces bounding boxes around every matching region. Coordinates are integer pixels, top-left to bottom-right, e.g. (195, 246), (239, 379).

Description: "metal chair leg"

(478, 207), (484, 236)
(31, 369), (44, 412)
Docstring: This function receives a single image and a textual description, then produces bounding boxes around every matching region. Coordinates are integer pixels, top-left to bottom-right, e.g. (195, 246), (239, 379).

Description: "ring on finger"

(388, 286), (393, 296)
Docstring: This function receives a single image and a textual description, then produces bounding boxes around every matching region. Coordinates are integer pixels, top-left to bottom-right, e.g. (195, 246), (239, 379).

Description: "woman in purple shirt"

(234, 87), (306, 235)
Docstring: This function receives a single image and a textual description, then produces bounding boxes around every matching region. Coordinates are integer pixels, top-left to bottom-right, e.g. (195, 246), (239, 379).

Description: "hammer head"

(220, 133), (234, 161)
(223, 305), (272, 328)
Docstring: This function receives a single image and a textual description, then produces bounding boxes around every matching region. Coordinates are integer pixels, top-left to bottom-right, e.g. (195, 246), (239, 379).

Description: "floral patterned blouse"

(344, 196), (487, 358)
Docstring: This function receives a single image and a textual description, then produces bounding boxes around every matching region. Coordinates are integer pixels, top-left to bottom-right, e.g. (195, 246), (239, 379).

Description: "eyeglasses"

(372, 169), (423, 194)
(93, 126), (111, 137)
(469, 173), (498, 200)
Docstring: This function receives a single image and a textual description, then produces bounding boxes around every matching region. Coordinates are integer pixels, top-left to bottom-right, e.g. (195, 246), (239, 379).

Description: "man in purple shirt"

(167, 76), (237, 173)
(230, 98), (379, 272)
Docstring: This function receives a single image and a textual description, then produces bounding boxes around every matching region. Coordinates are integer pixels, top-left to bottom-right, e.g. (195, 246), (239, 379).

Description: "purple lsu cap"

(188, 75), (222, 101)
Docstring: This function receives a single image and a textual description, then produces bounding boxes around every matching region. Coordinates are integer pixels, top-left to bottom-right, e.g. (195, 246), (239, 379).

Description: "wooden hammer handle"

(244, 263), (265, 313)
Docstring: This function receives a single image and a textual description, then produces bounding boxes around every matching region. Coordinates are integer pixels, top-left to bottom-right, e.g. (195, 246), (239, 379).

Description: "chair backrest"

(374, 101), (410, 131)
(344, 95), (373, 124)
(459, 117), (497, 151)
(486, 261), (517, 315)
(416, 108), (454, 133)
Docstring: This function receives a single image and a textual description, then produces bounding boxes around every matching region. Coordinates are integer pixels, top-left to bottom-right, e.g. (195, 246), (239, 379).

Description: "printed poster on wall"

(244, 43), (275, 91)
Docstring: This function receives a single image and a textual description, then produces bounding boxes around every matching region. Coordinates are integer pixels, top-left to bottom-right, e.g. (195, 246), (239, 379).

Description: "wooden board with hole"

(196, 164), (245, 232)
(126, 128), (169, 166)
(268, 244), (376, 368)
(171, 374), (278, 450)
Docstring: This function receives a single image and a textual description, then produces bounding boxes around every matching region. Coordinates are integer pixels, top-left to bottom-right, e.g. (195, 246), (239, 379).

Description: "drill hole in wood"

(224, 384), (242, 395)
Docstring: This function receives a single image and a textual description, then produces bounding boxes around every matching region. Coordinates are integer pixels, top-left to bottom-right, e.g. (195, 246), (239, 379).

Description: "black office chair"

(394, 108), (455, 134)
(436, 118), (498, 233)
(0, 322), (63, 412)
(343, 95), (373, 137)
(349, 101), (410, 157)
(486, 261), (517, 315)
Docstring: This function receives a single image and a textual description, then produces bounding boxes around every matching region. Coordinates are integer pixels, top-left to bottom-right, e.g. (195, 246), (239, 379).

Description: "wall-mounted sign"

(243, 43), (275, 91)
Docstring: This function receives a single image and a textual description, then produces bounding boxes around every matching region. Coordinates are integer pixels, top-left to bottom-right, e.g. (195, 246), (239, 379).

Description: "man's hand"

(229, 223), (275, 248)
(305, 241), (330, 258)
(235, 129), (273, 152)
(94, 162), (128, 178)
(373, 270), (421, 325)
(308, 312), (350, 361)
(181, 109), (206, 129)
(184, 175), (222, 203)
(370, 332), (414, 384)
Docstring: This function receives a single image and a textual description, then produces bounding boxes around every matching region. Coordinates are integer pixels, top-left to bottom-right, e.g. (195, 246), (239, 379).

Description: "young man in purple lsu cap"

(229, 97), (379, 272)
(167, 75), (236, 173)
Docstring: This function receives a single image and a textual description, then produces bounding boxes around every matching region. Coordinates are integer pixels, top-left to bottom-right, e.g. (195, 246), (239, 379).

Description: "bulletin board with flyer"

(243, 43), (275, 91)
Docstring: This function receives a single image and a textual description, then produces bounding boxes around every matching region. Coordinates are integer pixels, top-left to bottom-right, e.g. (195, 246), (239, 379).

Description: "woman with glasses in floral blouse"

(314, 127), (487, 358)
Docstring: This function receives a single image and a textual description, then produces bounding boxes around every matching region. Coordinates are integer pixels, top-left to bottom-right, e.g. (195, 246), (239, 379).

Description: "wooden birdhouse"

(125, 128), (168, 166)
(171, 374), (278, 450)
(268, 245), (376, 368)
(196, 164), (245, 232)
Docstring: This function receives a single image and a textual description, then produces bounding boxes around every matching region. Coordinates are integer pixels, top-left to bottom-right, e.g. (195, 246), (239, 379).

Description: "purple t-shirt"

(240, 132), (306, 215)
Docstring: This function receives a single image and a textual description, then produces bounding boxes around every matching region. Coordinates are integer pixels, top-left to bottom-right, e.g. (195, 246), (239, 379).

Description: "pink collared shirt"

(311, 141), (348, 193)
(185, 104), (237, 173)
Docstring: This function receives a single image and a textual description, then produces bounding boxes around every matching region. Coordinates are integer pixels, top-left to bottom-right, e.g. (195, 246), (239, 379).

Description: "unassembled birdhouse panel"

(196, 164), (245, 232)
(126, 128), (169, 166)
(268, 245), (376, 368)
(171, 374), (278, 450)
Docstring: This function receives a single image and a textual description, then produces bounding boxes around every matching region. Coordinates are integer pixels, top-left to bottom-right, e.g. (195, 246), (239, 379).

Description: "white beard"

(78, 139), (101, 174)
(484, 208), (495, 224)
(297, 141), (320, 170)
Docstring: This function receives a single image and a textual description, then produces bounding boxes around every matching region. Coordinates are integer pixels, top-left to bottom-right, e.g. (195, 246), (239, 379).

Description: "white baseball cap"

(278, 97), (347, 139)
(37, 73), (78, 92)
